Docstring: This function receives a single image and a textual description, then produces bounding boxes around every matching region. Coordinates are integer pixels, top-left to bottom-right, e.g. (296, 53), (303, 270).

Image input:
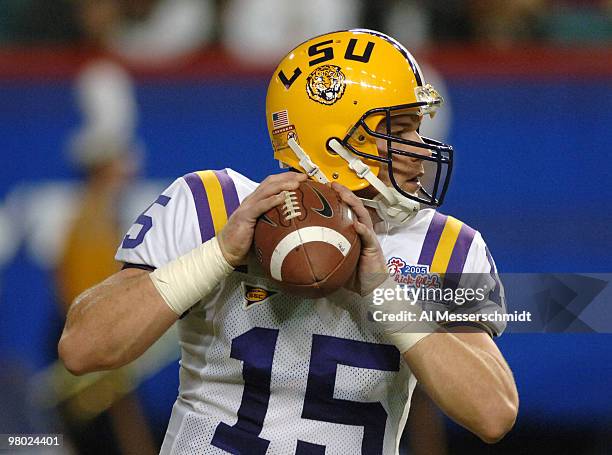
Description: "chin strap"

(327, 139), (419, 225)
(359, 193), (419, 225)
(288, 138), (329, 184)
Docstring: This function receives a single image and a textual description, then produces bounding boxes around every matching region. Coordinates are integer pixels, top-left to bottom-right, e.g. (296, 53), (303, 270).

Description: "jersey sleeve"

(410, 212), (506, 336)
(115, 169), (245, 269)
(435, 231), (507, 336)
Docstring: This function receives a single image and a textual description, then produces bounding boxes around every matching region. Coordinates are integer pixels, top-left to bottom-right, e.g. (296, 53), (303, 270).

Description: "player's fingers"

(248, 180), (300, 206)
(353, 220), (381, 251)
(252, 173), (307, 200)
(331, 182), (374, 230)
(259, 171), (307, 189)
(244, 193), (287, 221)
(261, 171), (306, 183)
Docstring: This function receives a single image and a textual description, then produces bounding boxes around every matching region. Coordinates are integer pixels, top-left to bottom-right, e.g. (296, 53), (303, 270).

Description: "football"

(253, 180), (361, 298)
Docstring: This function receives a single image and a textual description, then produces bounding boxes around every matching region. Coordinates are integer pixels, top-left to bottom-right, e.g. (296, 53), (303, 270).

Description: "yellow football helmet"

(266, 29), (453, 223)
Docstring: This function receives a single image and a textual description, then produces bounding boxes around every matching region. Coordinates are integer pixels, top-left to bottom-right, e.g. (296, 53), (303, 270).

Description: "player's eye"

(391, 122), (419, 136)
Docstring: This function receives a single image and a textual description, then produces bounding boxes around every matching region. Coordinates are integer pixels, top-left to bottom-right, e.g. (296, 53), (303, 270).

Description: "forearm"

(404, 330), (518, 443)
(59, 268), (178, 374)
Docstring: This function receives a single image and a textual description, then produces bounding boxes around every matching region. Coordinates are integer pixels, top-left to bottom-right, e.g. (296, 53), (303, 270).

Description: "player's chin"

(401, 180), (420, 195)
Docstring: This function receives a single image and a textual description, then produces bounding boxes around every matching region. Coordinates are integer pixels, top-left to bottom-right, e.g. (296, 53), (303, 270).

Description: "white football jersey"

(116, 169), (506, 455)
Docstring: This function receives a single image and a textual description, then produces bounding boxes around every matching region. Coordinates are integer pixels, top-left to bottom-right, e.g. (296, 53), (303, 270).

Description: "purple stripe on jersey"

(417, 212), (448, 266)
(446, 223), (477, 273)
(215, 169), (240, 216)
(443, 223), (476, 290)
(183, 172), (215, 243)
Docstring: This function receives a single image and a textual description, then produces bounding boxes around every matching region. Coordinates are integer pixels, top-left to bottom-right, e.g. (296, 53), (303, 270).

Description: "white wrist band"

(385, 331), (434, 354)
(149, 236), (234, 315)
(369, 277), (439, 354)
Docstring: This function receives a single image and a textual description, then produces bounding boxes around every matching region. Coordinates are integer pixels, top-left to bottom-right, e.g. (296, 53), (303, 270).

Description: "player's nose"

(394, 131), (430, 161)
(399, 138), (430, 163)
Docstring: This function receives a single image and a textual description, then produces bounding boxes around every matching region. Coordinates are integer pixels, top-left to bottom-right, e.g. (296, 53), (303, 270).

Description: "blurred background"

(0, 0), (611, 453)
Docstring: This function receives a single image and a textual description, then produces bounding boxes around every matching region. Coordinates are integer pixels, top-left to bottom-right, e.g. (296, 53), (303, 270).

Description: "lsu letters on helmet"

(266, 29), (453, 225)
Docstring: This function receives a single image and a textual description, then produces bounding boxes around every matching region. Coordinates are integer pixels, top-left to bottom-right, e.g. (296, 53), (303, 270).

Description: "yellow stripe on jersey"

(430, 216), (463, 274)
(197, 170), (228, 234)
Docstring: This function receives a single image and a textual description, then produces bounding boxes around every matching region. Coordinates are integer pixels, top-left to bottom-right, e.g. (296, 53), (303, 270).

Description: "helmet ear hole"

(326, 138), (343, 155)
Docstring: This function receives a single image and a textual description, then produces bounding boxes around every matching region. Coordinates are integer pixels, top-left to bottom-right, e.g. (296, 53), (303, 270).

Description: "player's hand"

(218, 172), (307, 267)
(331, 182), (388, 296)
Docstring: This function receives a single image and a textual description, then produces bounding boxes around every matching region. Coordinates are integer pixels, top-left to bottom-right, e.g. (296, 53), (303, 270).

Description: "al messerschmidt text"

(372, 310), (532, 323)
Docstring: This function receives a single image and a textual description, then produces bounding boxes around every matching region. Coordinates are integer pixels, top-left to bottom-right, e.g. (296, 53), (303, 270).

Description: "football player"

(59, 30), (518, 454)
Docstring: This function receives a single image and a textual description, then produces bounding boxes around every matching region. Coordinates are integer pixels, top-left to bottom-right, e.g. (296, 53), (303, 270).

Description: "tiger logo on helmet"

(306, 65), (346, 105)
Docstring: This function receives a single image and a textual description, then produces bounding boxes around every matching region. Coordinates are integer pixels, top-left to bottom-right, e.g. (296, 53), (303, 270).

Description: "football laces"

(282, 191), (301, 220)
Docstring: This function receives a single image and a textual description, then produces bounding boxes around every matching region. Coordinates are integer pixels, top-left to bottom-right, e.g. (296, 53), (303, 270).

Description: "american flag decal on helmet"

(272, 110), (289, 129)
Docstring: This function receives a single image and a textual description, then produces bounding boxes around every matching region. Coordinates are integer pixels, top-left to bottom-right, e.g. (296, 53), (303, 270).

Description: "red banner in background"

(0, 44), (611, 80)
